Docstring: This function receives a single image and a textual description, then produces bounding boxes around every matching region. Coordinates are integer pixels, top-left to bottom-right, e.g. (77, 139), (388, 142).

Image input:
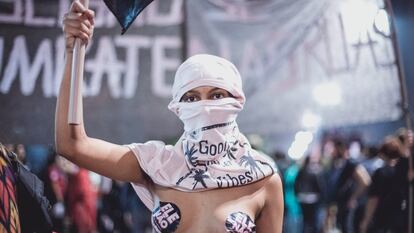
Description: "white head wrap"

(168, 54), (246, 111)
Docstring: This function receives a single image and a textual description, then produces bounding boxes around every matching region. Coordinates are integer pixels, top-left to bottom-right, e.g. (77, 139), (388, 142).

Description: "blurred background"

(0, 0), (413, 232)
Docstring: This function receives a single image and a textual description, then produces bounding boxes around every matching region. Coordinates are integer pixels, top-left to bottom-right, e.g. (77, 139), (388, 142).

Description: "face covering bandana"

(128, 54), (276, 210)
(171, 98), (242, 164)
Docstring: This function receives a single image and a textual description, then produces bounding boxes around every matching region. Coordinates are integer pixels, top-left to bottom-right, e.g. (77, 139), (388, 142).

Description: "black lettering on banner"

(152, 202), (181, 233)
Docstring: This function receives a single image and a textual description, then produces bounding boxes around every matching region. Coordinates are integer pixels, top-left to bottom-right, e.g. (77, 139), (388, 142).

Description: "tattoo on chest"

(152, 202), (181, 233)
(225, 212), (256, 233)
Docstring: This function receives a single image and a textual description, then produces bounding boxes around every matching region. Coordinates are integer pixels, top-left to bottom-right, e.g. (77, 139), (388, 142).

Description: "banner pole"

(68, 0), (89, 125)
(385, 1), (413, 232)
(181, 0), (188, 60)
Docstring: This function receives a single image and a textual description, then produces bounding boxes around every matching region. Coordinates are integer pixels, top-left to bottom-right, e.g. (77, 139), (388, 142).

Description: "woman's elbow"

(55, 139), (74, 159)
(55, 136), (86, 160)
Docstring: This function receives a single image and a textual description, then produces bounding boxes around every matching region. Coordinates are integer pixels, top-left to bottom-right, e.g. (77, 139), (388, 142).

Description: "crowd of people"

(1, 143), (152, 233)
(278, 128), (414, 233)
(1, 127), (412, 233)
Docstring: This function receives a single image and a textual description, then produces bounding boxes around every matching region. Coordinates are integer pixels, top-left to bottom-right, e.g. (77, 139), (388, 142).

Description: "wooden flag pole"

(385, 1), (413, 232)
(68, 0), (89, 124)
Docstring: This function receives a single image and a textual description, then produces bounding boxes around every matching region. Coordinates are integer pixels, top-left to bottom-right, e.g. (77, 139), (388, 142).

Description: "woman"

(55, 2), (284, 232)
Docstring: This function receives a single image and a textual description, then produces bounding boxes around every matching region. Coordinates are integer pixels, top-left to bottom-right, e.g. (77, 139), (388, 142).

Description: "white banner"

(187, 0), (401, 134)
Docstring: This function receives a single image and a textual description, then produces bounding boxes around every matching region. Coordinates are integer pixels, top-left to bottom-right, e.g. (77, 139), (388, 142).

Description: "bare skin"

(180, 87), (232, 102)
(55, 2), (283, 232)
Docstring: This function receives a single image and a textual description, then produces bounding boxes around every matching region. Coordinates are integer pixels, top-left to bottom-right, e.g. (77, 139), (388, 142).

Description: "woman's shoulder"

(262, 173), (283, 194)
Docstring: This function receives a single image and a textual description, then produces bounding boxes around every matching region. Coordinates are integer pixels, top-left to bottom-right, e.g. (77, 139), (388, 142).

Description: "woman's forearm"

(55, 50), (88, 156)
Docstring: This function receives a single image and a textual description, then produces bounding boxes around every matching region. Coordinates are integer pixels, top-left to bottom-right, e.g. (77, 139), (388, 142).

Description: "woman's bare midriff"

(151, 176), (271, 233)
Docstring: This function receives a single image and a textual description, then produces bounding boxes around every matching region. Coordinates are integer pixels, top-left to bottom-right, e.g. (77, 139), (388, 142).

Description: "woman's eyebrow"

(208, 88), (233, 97)
(209, 87), (224, 92)
(184, 90), (200, 95)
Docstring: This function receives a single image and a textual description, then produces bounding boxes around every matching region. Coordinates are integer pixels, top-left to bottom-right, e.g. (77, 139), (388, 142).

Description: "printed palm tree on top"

(239, 151), (266, 179)
(184, 142), (198, 167)
(189, 169), (210, 190)
(176, 168), (210, 190)
(224, 140), (239, 160)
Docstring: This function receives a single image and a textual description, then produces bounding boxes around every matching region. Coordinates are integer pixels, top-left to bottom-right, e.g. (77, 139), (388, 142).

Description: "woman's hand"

(63, 1), (95, 52)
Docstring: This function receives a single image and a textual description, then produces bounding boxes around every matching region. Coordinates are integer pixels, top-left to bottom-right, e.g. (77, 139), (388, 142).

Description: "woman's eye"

(183, 95), (199, 102)
(211, 92), (228, 100)
(212, 93), (223, 99)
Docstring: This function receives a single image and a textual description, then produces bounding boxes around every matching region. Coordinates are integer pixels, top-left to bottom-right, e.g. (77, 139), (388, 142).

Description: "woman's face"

(180, 86), (233, 102)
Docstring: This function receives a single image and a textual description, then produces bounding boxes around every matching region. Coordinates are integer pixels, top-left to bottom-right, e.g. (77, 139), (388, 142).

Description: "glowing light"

(295, 131), (314, 144)
(288, 146), (306, 160)
(340, 0), (378, 43)
(288, 131), (314, 160)
(374, 9), (391, 36)
(302, 112), (321, 129)
(313, 82), (342, 106)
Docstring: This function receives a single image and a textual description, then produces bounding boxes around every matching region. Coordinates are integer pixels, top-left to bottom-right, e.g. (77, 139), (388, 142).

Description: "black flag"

(103, 0), (154, 34)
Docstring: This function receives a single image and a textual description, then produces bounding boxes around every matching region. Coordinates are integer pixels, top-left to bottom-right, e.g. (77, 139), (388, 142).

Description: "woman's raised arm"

(55, 1), (146, 184)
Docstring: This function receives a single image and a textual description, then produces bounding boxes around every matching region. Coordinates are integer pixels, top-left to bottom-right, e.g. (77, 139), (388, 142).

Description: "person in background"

(352, 144), (384, 232)
(5, 144), (28, 168)
(360, 136), (406, 233)
(98, 179), (130, 233)
(325, 138), (371, 233)
(14, 144), (26, 166)
(25, 144), (50, 175)
(66, 164), (98, 233)
(395, 128), (414, 188)
(273, 150), (291, 179)
(283, 156), (302, 233)
(360, 146), (384, 176)
(120, 184), (152, 233)
(392, 129), (414, 232)
(43, 152), (68, 232)
(295, 154), (325, 233)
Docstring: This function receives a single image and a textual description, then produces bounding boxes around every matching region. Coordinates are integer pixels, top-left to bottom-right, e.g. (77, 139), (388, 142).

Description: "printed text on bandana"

(216, 172), (253, 188)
